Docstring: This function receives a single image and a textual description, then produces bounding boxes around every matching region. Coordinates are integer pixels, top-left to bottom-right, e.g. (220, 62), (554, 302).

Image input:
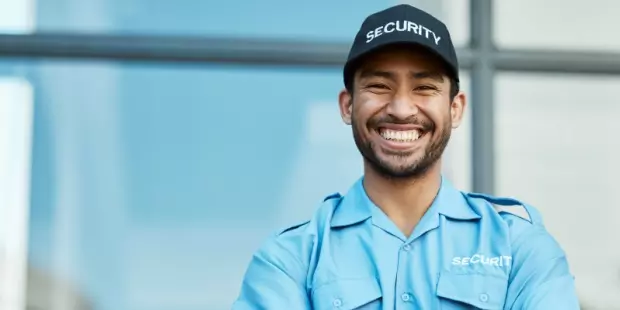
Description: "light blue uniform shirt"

(232, 177), (580, 309)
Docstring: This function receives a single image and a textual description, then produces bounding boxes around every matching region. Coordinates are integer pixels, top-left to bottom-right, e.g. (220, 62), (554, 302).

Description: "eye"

(415, 85), (438, 91)
(367, 83), (390, 89)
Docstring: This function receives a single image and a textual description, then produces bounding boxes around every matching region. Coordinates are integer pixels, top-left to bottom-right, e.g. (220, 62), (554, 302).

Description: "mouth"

(376, 127), (426, 150)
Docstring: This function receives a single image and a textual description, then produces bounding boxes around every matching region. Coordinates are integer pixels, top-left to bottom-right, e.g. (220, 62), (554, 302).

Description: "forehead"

(355, 45), (448, 78)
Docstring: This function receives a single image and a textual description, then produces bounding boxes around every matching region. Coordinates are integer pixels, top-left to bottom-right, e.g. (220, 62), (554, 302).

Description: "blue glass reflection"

(13, 61), (363, 310)
(36, 0), (392, 39)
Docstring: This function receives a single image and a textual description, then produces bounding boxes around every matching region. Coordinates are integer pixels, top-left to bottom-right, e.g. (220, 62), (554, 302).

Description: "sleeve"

(503, 218), (580, 310)
(231, 233), (311, 310)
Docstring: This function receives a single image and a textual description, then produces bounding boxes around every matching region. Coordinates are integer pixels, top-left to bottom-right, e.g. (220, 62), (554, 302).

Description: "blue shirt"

(232, 177), (580, 309)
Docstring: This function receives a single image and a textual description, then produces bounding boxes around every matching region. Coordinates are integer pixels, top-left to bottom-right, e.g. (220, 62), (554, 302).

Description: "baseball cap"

(343, 4), (459, 89)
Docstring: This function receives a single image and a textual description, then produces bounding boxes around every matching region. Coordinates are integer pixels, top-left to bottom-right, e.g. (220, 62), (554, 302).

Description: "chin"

(372, 157), (428, 179)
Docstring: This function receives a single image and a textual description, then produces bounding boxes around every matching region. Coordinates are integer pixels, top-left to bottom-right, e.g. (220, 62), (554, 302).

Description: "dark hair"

(448, 77), (460, 100)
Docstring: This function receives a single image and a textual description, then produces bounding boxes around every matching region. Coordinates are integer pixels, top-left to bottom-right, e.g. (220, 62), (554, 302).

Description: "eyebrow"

(359, 69), (445, 83)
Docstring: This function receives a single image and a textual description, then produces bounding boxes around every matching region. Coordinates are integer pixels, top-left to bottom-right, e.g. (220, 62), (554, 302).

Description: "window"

(33, 0), (391, 40)
(7, 60), (357, 309)
(0, 77), (33, 310)
(401, 0), (470, 47)
(496, 72), (620, 308)
(442, 71), (471, 191)
(495, 0), (620, 51)
(0, 0), (34, 33)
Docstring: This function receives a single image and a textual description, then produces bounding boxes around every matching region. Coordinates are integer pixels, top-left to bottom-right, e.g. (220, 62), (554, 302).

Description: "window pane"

(442, 70), (471, 191)
(0, 77), (33, 310)
(399, 0), (470, 47)
(495, 1), (620, 51)
(6, 61), (361, 310)
(0, 0), (34, 33)
(1, 0), (469, 44)
(496, 73), (620, 309)
(4, 0), (388, 39)
(0, 56), (474, 310)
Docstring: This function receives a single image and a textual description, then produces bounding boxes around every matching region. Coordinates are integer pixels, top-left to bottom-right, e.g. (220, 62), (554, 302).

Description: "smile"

(379, 128), (421, 142)
(375, 127), (427, 151)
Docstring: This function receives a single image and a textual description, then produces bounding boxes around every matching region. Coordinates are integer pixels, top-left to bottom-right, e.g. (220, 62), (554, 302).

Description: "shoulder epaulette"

(277, 193), (342, 236)
(277, 220), (310, 236)
(323, 192), (342, 202)
(467, 192), (532, 223)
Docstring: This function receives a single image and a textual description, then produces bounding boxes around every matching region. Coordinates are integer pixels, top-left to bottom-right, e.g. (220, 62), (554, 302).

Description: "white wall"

(0, 78), (34, 310)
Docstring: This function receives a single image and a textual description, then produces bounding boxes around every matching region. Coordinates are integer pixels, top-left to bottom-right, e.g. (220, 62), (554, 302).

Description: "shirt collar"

(330, 176), (480, 228)
(433, 177), (481, 220)
(331, 178), (373, 228)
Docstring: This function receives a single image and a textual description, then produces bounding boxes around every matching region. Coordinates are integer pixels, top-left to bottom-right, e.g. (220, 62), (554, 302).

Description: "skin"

(338, 45), (467, 237)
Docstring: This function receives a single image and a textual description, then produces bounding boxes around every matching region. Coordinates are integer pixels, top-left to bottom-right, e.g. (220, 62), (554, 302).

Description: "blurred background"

(0, 0), (619, 309)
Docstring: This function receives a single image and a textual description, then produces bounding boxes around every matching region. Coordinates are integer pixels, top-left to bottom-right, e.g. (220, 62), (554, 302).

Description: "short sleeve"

(232, 224), (312, 310)
(501, 208), (580, 310)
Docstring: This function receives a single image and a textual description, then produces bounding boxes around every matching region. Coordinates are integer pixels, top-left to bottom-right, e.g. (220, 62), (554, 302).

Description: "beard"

(352, 113), (452, 180)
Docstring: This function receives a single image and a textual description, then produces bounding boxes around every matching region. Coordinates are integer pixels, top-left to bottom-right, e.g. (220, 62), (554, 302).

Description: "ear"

(450, 91), (467, 129)
(338, 88), (353, 125)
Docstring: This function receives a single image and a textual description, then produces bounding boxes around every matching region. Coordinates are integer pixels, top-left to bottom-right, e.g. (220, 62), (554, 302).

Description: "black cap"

(344, 4), (459, 89)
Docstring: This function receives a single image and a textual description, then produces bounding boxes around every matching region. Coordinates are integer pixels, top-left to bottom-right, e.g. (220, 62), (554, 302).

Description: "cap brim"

(343, 40), (459, 89)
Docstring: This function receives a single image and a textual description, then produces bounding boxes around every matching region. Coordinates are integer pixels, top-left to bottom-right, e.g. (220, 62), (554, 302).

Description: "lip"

(377, 123), (424, 131)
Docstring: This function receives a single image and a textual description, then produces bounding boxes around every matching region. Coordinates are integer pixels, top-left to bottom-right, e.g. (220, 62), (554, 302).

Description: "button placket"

(397, 243), (415, 307)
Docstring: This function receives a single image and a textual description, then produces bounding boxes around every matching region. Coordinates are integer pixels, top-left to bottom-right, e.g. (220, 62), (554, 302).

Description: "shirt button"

(332, 298), (342, 307)
(401, 293), (411, 302)
(402, 244), (412, 251)
(479, 293), (489, 303)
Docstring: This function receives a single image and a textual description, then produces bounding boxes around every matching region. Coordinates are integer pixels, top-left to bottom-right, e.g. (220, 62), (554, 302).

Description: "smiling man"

(232, 4), (580, 310)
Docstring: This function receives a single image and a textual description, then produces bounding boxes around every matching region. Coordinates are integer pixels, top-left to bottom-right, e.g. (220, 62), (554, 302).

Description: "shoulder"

(246, 219), (313, 282)
(465, 192), (565, 257)
(256, 219), (312, 266)
(466, 192), (542, 224)
(465, 192), (550, 242)
(254, 192), (343, 268)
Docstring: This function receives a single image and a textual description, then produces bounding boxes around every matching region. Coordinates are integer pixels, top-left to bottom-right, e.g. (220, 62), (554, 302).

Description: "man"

(232, 4), (580, 310)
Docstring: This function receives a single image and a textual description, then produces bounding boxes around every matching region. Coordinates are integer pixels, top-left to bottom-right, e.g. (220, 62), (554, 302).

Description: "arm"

(504, 224), (580, 310)
(232, 234), (311, 310)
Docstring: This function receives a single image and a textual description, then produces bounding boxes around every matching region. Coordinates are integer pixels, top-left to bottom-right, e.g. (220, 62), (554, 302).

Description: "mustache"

(368, 115), (434, 131)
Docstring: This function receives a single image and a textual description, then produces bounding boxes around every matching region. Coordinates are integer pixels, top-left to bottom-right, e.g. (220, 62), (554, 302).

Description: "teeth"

(380, 129), (420, 142)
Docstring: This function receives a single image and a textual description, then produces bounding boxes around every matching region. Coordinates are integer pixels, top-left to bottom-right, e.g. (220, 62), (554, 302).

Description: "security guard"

(232, 4), (580, 310)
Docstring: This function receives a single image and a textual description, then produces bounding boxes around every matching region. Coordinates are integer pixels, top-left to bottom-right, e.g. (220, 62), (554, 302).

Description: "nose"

(385, 94), (419, 120)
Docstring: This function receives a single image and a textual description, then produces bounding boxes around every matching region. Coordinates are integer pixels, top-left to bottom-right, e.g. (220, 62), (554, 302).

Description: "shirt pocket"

(311, 277), (382, 310)
(436, 271), (508, 310)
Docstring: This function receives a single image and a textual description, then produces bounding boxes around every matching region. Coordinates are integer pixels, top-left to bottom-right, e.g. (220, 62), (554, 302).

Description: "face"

(339, 46), (466, 179)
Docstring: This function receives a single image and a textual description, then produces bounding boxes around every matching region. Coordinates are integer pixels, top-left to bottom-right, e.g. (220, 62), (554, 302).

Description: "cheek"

(353, 96), (386, 124)
(423, 103), (452, 129)
(351, 109), (369, 136)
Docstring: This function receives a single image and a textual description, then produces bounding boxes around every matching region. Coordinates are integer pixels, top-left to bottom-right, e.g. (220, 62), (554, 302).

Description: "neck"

(362, 161), (442, 237)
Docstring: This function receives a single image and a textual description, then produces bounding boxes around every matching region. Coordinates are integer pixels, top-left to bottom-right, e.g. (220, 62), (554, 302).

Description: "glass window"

(404, 0), (470, 47)
(13, 61), (359, 310)
(0, 77), (33, 310)
(0, 0), (34, 34)
(36, 0), (391, 39)
(1, 0), (469, 45)
(0, 57), (473, 310)
(496, 72), (620, 309)
(442, 70), (471, 191)
(495, 0), (620, 51)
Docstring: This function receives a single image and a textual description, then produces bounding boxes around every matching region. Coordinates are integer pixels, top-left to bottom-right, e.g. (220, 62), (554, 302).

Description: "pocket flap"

(312, 277), (382, 310)
(436, 272), (508, 309)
